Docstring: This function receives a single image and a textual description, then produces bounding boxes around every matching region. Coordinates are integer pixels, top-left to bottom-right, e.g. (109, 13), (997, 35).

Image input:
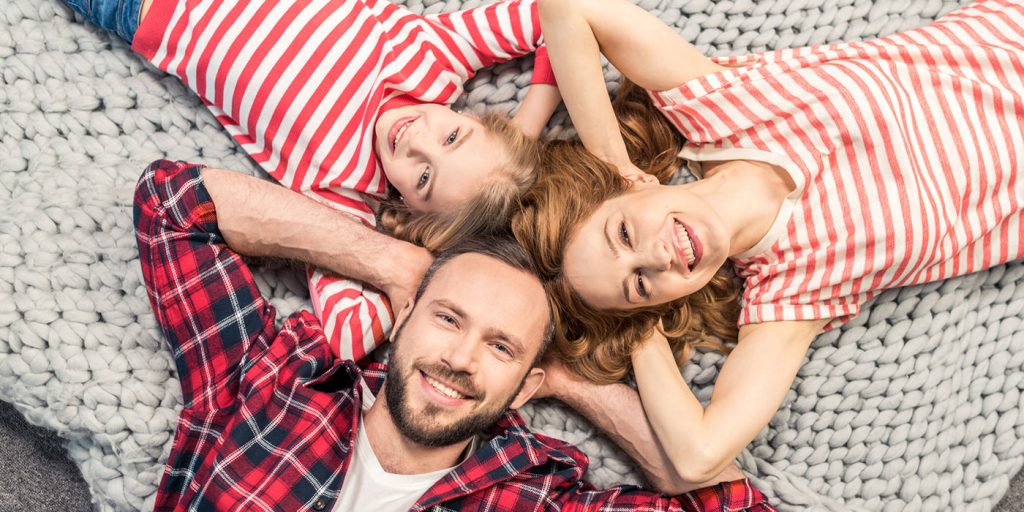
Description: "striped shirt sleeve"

(426, 0), (543, 73)
(308, 268), (393, 362)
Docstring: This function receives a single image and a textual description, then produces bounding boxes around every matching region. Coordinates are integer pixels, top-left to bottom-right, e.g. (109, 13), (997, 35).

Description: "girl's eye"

(417, 168), (431, 189)
(445, 129), (459, 145)
(635, 273), (648, 299)
(619, 221), (632, 248)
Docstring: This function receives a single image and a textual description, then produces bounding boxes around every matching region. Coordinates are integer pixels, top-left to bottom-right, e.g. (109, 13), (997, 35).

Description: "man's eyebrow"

(603, 218), (634, 304)
(484, 327), (526, 359)
(434, 298), (466, 319)
(435, 298), (527, 358)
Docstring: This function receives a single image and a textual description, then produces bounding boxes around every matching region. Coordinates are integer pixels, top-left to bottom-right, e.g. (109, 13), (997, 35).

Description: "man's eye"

(636, 273), (648, 299)
(492, 343), (512, 357)
(619, 222), (632, 247)
(417, 168), (431, 189)
(445, 129), (459, 145)
(438, 314), (456, 325)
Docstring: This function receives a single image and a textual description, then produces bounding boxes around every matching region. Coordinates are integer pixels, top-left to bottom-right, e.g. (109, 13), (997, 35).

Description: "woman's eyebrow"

(602, 218), (635, 304)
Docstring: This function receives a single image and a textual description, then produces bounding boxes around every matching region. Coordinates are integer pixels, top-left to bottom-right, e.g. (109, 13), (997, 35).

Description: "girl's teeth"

(395, 124), (409, 148)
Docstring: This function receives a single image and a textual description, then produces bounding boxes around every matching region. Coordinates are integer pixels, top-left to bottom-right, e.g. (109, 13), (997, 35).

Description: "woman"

(516, 0), (1024, 483)
(64, 0), (561, 360)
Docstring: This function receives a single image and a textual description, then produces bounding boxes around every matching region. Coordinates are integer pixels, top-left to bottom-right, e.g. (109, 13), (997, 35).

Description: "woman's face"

(375, 104), (502, 213)
(563, 180), (731, 310)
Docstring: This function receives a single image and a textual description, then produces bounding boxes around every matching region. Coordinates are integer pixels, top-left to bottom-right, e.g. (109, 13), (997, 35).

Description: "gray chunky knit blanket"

(2, 0), (1022, 510)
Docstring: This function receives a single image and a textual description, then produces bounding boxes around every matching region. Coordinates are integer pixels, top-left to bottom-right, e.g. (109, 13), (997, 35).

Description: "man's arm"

(134, 160), (280, 411)
(201, 168), (433, 310)
(537, 359), (742, 495)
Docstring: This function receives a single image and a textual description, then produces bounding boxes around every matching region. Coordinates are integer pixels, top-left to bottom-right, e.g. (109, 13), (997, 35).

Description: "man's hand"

(531, 355), (586, 400)
(380, 245), (434, 312)
(202, 167), (430, 299)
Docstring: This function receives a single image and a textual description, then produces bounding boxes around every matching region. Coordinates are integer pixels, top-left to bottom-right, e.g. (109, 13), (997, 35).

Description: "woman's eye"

(619, 222), (632, 247)
(636, 273), (648, 299)
(445, 129), (459, 145)
(417, 168), (431, 189)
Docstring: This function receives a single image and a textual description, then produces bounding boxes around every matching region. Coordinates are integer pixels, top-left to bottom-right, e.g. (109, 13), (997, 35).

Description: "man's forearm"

(201, 168), (430, 298)
(556, 379), (741, 495)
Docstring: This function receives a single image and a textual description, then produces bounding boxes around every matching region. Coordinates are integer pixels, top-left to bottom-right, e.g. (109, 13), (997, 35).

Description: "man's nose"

(439, 337), (479, 375)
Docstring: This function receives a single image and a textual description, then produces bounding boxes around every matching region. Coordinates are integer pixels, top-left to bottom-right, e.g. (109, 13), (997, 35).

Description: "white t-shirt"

(332, 382), (471, 512)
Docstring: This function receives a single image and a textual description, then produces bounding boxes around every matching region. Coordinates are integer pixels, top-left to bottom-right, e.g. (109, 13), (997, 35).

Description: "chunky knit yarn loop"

(3, 0), (1021, 510)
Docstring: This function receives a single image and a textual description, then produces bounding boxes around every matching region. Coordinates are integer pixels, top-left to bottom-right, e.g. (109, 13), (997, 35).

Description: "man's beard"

(384, 321), (524, 448)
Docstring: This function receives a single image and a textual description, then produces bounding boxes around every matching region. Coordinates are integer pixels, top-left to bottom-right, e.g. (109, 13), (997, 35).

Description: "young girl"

(65, 0), (560, 360)
(516, 0), (1023, 484)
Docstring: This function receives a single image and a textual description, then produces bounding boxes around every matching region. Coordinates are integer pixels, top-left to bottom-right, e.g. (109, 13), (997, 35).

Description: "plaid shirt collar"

(313, 359), (586, 508)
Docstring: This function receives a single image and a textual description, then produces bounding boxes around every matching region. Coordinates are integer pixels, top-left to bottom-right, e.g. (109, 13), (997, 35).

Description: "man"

(134, 159), (774, 510)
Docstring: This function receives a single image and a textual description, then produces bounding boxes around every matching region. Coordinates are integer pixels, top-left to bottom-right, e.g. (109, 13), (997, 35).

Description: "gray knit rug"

(3, 0), (1022, 510)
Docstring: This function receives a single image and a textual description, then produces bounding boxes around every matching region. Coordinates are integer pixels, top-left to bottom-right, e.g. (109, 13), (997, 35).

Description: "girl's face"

(375, 104), (502, 213)
(563, 180), (731, 310)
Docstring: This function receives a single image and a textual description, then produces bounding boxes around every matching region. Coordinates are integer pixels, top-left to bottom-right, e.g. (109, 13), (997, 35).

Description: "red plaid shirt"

(133, 159), (776, 512)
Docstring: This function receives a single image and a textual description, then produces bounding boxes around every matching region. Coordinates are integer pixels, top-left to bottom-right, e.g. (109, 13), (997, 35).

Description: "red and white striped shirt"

(133, 0), (543, 360)
(650, 0), (1023, 329)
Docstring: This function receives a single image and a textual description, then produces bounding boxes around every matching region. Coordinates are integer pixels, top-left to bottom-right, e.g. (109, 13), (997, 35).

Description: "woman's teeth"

(425, 373), (468, 400)
(675, 221), (696, 268)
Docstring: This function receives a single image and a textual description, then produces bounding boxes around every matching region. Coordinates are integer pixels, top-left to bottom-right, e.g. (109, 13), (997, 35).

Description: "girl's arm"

(511, 46), (563, 139)
(538, 0), (724, 171)
(632, 319), (829, 482)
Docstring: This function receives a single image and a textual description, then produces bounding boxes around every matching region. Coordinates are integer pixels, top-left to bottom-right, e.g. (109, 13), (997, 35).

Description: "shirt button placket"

(312, 498), (327, 511)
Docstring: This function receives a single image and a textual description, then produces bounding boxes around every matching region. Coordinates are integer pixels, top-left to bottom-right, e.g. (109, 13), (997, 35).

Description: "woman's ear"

(622, 171), (658, 187)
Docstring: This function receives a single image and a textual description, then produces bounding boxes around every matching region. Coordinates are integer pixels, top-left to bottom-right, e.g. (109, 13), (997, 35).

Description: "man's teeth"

(425, 374), (468, 400)
(675, 221), (696, 267)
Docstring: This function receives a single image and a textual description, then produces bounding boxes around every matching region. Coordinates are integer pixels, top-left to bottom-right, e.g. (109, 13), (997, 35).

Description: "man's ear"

(508, 367), (546, 410)
(393, 297), (416, 330)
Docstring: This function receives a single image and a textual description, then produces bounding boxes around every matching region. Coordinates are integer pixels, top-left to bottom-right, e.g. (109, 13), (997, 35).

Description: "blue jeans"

(64, 0), (143, 44)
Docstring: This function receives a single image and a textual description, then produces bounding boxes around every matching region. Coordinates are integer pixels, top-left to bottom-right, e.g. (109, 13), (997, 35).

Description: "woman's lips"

(672, 219), (703, 271)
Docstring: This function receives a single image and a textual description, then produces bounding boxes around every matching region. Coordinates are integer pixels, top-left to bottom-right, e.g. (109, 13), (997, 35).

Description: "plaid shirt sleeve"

(554, 478), (775, 511)
(133, 159), (278, 412)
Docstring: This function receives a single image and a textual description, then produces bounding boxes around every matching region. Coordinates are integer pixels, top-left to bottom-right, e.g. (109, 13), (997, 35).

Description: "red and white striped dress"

(649, 0), (1023, 329)
(132, 0), (543, 360)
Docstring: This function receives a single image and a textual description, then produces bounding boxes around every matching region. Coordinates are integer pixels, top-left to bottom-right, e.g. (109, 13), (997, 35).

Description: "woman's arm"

(538, 0), (723, 170)
(632, 319), (829, 482)
(202, 168), (433, 310)
(536, 358), (746, 494)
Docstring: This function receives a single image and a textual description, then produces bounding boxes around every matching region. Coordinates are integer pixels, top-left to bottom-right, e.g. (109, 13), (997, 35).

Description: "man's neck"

(362, 384), (471, 474)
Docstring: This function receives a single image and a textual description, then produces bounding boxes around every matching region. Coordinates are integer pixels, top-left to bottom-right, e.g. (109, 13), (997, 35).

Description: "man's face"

(384, 253), (549, 447)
